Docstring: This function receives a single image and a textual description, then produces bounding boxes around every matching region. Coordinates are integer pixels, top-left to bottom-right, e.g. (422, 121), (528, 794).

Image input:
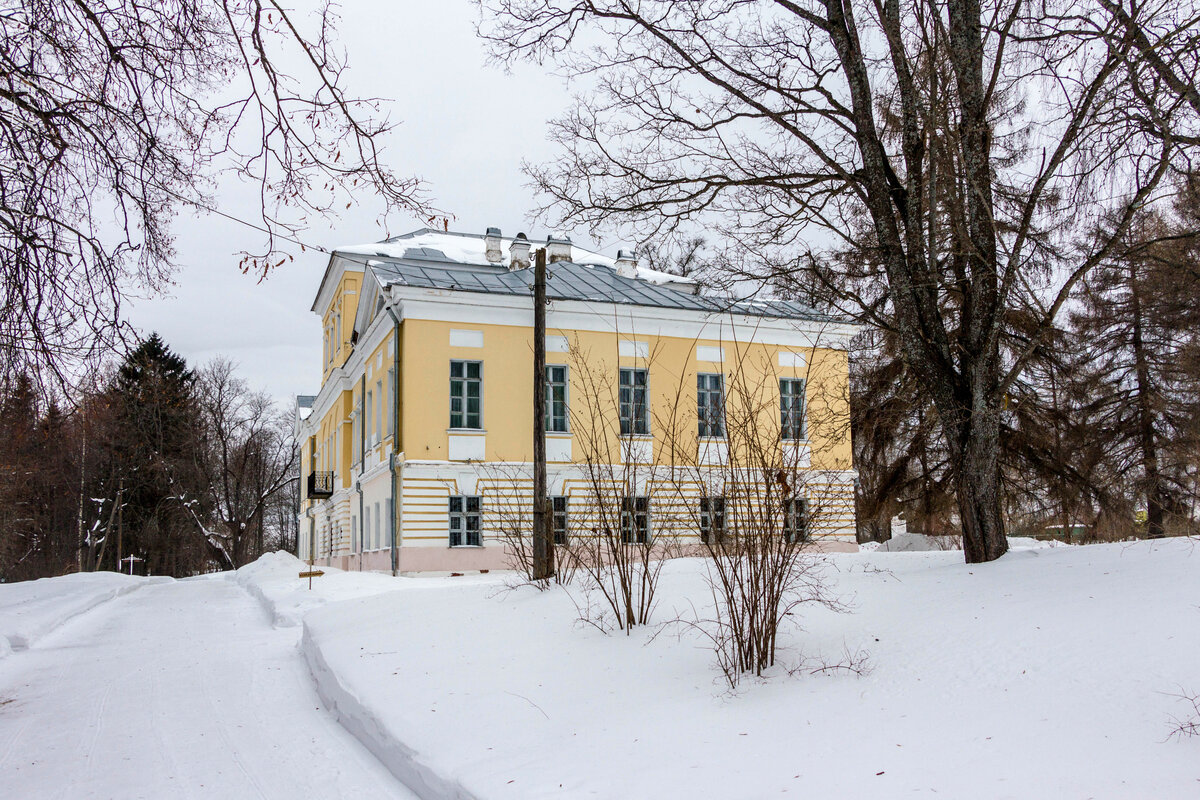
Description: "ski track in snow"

(0, 578), (417, 800)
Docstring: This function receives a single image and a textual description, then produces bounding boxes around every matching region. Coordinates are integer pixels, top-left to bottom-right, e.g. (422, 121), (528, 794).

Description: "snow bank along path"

(0, 571), (166, 660)
(0, 575), (417, 799)
(285, 540), (1200, 799)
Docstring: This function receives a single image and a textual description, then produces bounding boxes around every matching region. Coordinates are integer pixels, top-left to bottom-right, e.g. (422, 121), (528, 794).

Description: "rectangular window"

(386, 368), (395, 436)
(351, 515), (358, 553)
(546, 365), (568, 433)
(780, 378), (806, 440)
(366, 389), (374, 446)
(697, 373), (724, 438)
(374, 501), (381, 550)
(783, 497), (810, 543)
(700, 496), (726, 544)
(551, 496), (569, 545)
(364, 505), (372, 551)
(450, 361), (483, 429)
(620, 496), (650, 544)
(353, 408), (362, 464)
(375, 380), (383, 444)
(385, 499), (393, 548)
(449, 495), (482, 547)
(619, 368), (649, 435)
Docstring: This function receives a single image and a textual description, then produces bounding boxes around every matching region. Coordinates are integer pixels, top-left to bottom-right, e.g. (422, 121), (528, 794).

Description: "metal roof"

(361, 258), (837, 323)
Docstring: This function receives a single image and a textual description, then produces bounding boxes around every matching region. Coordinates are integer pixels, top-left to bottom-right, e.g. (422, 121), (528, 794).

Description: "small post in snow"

(119, 554), (143, 576)
(299, 552), (325, 589)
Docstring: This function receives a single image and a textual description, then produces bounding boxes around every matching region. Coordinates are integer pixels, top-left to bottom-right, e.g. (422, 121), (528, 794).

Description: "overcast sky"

(127, 1), (596, 405)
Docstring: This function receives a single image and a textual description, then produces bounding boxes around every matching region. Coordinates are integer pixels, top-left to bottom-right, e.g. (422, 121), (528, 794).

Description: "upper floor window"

(699, 496), (726, 544)
(386, 368), (396, 436)
(450, 360), (482, 429)
(365, 389), (374, 445)
(552, 495), (569, 545)
(449, 495), (482, 547)
(546, 365), (568, 433)
(780, 378), (807, 440)
(619, 368), (649, 435)
(783, 497), (810, 543)
(621, 496), (650, 544)
(697, 373), (724, 438)
(374, 379), (383, 444)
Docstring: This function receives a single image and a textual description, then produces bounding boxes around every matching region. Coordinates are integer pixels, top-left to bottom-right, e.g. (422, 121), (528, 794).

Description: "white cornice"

(385, 285), (860, 350)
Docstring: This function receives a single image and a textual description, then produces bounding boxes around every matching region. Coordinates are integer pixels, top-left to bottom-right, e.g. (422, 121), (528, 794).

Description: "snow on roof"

(335, 229), (697, 289)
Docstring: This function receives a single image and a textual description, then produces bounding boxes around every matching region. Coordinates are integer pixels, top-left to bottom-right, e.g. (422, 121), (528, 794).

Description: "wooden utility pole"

(532, 247), (554, 580)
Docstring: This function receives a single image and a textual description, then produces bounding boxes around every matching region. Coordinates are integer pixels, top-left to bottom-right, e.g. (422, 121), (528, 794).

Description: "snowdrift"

(0, 571), (169, 659)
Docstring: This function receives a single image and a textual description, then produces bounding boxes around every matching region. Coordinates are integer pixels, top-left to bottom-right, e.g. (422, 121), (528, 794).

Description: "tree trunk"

(948, 403), (1008, 563)
(1129, 267), (1166, 538)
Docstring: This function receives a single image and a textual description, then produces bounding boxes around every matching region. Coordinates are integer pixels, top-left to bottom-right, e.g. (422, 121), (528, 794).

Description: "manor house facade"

(296, 228), (858, 573)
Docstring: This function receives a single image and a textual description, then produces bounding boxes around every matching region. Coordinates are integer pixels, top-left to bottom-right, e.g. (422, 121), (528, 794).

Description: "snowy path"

(0, 577), (417, 800)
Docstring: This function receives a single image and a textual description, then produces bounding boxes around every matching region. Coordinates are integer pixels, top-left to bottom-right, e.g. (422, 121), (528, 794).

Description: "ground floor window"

(551, 496), (569, 545)
(449, 495), (482, 547)
(621, 496), (650, 544)
(699, 496), (726, 544)
(783, 497), (809, 543)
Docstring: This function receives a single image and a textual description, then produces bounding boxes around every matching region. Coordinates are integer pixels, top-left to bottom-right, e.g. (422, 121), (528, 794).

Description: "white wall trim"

(386, 285), (859, 351)
(450, 329), (484, 348)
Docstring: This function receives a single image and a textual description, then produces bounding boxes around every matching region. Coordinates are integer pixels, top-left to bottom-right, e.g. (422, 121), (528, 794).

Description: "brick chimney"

(484, 227), (503, 264)
(615, 248), (638, 279)
(547, 234), (572, 264)
(508, 232), (531, 270)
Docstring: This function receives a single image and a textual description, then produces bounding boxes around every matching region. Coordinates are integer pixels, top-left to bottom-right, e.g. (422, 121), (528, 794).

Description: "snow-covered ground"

(250, 540), (1199, 799)
(0, 574), (417, 799)
(0, 571), (167, 660)
(2, 540), (1197, 798)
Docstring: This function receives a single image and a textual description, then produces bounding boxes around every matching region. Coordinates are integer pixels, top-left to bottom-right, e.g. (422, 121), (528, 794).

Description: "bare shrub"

(557, 338), (681, 632)
(480, 461), (575, 588)
(657, 327), (857, 687)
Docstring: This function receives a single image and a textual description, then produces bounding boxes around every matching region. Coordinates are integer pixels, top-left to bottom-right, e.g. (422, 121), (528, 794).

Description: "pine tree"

(1070, 202), (1200, 538)
(99, 333), (210, 575)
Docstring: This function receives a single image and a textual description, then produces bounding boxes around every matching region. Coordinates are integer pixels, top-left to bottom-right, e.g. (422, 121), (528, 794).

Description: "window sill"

(546, 431), (572, 438)
(449, 544), (485, 549)
(620, 433), (653, 440)
(447, 428), (486, 434)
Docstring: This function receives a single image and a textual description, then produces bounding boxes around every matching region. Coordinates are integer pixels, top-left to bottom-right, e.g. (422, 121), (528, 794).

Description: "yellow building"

(297, 228), (859, 573)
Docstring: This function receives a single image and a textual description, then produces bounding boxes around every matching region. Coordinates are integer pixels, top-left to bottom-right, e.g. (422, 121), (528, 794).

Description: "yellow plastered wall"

(321, 273), (361, 381)
(398, 319), (852, 470)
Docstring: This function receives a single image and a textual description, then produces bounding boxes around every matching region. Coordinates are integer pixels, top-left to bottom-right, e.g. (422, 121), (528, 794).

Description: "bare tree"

(194, 358), (297, 567)
(480, 0), (1199, 562)
(2, 1), (433, 386)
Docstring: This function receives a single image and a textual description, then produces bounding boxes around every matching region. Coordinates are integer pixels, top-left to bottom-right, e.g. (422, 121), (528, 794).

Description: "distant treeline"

(0, 335), (297, 581)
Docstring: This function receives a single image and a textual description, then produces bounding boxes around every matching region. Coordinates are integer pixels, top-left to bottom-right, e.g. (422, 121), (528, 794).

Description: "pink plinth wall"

(317, 538), (858, 574)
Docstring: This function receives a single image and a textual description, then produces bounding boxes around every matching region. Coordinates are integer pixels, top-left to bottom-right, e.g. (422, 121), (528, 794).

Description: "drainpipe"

(385, 304), (403, 576)
(358, 373), (366, 572)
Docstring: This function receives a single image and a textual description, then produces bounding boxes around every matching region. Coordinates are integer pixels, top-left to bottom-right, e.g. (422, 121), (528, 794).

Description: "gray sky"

(127, 1), (593, 404)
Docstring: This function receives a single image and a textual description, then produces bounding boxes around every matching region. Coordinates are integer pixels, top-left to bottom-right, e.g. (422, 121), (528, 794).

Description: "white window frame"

(783, 497), (810, 543)
(449, 360), (483, 430)
(780, 378), (807, 441)
(620, 496), (650, 544)
(619, 368), (649, 436)
(449, 495), (483, 547)
(697, 373), (725, 438)
(700, 496), (726, 544)
(546, 365), (569, 433)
